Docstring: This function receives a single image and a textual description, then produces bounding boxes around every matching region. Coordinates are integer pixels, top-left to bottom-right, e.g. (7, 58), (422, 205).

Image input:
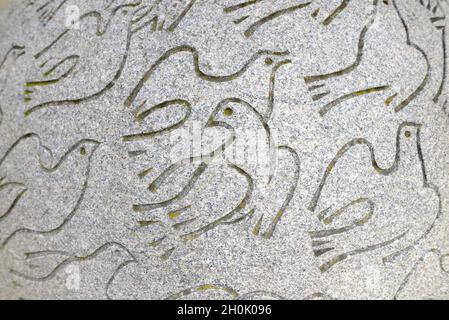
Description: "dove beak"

(205, 107), (220, 128)
(205, 117), (217, 129)
(11, 45), (25, 60)
(81, 139), (101, 155)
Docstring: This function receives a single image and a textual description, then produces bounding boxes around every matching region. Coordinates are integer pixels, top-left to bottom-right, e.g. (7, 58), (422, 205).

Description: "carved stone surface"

(0, 0), (448, 300)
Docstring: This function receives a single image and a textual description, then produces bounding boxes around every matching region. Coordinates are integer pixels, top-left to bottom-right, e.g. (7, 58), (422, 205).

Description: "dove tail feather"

(34, 28), (69, 60)
(36, 0), (68, 26)
(319, 230), (408, 272)
(322, 0), (350, 26)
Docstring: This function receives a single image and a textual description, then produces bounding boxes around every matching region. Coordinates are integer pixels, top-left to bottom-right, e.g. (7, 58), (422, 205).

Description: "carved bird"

(130, 96), (300, 261)
(203, 98), (301, 239)
(23, 0), (145, 116)
(307, 122), (441, 272)
(123, 47), (293, 244)
(0, 133), (99, 247)
(303, 0), (430, 116)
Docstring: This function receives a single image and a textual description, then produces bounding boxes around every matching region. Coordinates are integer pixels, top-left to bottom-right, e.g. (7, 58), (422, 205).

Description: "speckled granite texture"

(0, 0), (448, 300)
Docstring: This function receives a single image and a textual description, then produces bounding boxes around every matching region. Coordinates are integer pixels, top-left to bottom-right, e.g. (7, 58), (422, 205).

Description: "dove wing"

(308, 139), (380, 218)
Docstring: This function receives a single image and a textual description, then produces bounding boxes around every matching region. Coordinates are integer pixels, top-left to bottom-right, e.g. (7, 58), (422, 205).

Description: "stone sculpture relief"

(0, 0), (448, 299)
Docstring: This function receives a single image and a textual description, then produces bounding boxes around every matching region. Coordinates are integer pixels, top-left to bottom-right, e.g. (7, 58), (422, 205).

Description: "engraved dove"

(304, 0), (430, 116)
(132, 98), (300, 261)
(308, 122), (441, 272)
(0, 134), (99, 248)
(122, 47), (293, 257)
(23, 0), (145, 116)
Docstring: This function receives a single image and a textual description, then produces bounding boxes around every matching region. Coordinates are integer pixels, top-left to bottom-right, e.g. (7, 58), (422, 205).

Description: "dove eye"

(224, 108), (233, 116)
(80, 147), (87, 156)
(404, 131), (411, 138)
(265, 58), (273, 65)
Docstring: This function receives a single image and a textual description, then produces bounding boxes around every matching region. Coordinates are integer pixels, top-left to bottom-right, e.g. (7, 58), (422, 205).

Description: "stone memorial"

(0, 0), (448, 300)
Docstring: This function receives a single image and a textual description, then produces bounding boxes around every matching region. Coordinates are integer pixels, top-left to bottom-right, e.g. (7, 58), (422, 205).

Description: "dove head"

(256, 50), (291, 70)
(10, 45), (25, 59)
(397, 122), (423, 173)
(76, 140), (100, 159)
(398, 122), (421, 148)
(4, 45), (25, 63)
(206, 98), (265, 131)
